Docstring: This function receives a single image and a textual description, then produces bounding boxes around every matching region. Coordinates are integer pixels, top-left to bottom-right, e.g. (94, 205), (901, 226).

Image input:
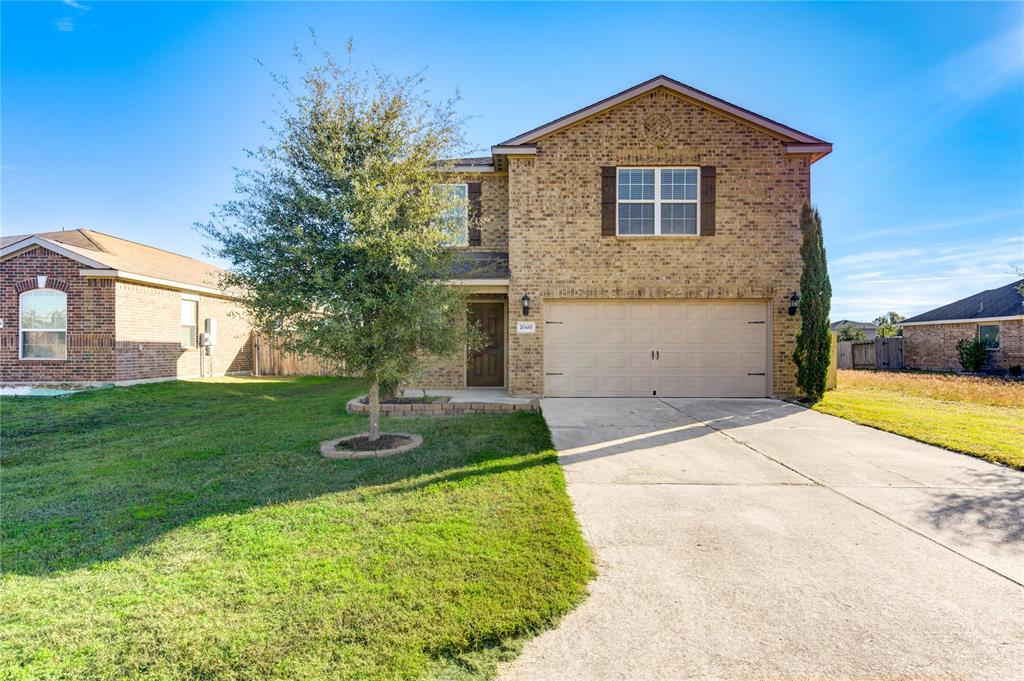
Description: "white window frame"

(180, 297), (198, 349)
(435, 183), (469, 246)
(18, 288), (67, 361)
(616, 167), (700, 237)
(978, 323), (1000, 349)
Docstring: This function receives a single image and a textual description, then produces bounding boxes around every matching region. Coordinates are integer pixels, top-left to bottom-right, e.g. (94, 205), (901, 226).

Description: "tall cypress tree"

(792, 203), (832, 402)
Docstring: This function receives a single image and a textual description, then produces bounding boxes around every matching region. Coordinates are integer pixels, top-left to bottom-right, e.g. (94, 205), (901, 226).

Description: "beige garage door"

(544, 300), (768, 397)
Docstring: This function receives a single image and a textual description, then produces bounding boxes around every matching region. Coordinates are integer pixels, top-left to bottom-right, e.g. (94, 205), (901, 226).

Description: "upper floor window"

(181, 299), (198, 349)
(978, 324), (999, 349)
(617, 167), (699, 236)
(20, 289), (67, 360)
(434, 183), (468, 246)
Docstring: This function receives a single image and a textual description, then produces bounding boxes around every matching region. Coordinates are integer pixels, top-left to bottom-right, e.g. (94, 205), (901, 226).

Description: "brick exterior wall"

(904, 320), (1024, 372)
(114, 281), (252, 382)
(0, 247), (117, 382)
(1, 246), (252, 384)
(462, 172), (509, 252)
(506, 88), (809, 396)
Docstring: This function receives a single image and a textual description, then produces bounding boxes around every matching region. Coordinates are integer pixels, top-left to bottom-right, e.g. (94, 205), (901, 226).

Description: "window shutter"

(467, 182), (482, 246)
(601, 167), (616, 236)
(700, 166), (716, 236)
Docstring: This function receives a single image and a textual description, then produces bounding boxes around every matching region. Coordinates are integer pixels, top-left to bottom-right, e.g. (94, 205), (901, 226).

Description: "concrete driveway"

(501, 398), (1024, 681)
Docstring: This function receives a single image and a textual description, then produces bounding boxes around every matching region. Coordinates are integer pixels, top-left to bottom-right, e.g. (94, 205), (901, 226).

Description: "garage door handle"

(656, 350), (659, 360)
(748, 320), (765, 324)
(651, 350), (655, 360)
(748, 372), (765, 376)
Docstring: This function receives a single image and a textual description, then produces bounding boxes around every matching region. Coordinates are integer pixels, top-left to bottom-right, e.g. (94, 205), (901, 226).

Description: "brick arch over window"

(13, 277), (71, 294)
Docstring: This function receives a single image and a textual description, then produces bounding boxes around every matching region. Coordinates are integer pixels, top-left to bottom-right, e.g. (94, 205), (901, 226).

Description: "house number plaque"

(516, 321), (536, 334)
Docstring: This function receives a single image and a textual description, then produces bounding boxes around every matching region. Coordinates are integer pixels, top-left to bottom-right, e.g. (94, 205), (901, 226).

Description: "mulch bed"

(335, 433), (415, 452)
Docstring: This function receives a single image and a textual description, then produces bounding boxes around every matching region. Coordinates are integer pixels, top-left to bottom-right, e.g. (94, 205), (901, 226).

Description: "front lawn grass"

(814, 370), (1024, 469)
(0, 377), (593, 680)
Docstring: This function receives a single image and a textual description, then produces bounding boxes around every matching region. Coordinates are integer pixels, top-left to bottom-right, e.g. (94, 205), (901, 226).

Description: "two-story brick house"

(422, 76), (832, 398)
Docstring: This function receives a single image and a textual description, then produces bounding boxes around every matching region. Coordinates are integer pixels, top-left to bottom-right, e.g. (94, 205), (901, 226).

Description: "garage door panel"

(544, 300), (768, 398)
(547, 324), (572, 345)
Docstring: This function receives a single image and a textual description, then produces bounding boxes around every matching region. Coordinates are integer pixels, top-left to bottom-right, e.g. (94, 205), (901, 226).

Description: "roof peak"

(497, 75), (831, 155)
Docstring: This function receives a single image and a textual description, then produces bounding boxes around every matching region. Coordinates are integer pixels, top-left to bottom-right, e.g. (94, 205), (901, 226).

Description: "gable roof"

(902, 279), (1024, 325)
(1, 229), (230, 294)
(496, 75), (831, 160)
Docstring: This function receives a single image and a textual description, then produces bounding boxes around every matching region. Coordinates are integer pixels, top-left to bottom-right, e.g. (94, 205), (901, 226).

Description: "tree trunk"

(368, 380), (381, 442)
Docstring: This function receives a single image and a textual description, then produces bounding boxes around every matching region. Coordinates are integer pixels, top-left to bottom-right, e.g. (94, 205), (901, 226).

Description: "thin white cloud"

(840, 208), (1023, 244)
(55, 16), (75, 32)
(830, 234), (1024, 321)
(62, 0), (89, 10)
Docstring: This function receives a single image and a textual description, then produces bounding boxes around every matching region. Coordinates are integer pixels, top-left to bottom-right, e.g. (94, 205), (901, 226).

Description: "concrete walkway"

(500, 398), (1024, 681)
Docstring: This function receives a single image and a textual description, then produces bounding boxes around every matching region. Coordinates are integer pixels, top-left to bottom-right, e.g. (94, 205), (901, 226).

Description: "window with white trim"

(617, 167), (699, 236)
(433, 183), (469, 245)
(978, 324), (999, 349)
(20, 289), (67, 360)
(180, 299), (198, 349)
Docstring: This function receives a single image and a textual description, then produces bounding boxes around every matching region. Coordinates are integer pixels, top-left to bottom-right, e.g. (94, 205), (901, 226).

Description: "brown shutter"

(467, 182), (482, 246)
(601, 167), (616, 236)
(700, 166), (716, 236)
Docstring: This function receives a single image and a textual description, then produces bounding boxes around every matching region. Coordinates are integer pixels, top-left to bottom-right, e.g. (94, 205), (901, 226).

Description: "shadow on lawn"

(1, 377), (552, 576)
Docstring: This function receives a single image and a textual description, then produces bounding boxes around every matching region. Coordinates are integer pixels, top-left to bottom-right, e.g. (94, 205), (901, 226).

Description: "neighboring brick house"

(424, 75), (832, 397)
(903, 279), (1024, 372)
(1, 229), (252, 384)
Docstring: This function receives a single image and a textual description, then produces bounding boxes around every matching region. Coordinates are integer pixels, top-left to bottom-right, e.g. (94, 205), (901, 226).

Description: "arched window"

(20, 289), (67, 360)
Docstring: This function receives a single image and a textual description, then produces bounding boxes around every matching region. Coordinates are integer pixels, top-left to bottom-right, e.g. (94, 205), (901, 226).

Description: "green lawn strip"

(814, 386), (1024, 470)
(1, 377), (593, 680)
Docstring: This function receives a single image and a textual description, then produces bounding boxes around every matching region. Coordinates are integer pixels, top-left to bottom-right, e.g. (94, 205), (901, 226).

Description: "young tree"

(792, 203), (832, 402)
(202, 47), (479, 441)
(873, 311), (905, 338)
(835, 324), (866, 342)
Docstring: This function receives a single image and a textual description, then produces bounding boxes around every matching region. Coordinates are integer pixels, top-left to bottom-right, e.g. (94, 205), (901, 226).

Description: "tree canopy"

(201, 46), (479, 439)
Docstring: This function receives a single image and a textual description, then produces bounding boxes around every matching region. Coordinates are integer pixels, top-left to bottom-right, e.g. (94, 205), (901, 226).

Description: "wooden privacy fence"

(837, 337), (905, 370)
(252, 335), (343, 376)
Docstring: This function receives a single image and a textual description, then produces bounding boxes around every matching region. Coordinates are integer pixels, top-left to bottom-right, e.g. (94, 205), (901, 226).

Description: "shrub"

(956, 337), (988, 373)
(1010, 365), (1022, 378)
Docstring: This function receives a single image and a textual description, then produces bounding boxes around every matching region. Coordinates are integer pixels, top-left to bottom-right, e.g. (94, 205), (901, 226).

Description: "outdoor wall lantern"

(521, 293), (531, 316)
(788, 292), (800, 316)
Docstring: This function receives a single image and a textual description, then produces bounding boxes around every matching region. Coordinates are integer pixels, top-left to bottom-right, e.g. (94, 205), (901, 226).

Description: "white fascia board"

(79, 268), (233, 298)
(500, 76), (825, 146)
(451, 165), (496, 173)
(444, 278), (510, 287)
(490, 145), (537, 156)
(0, 237), (110, 269)
(902, 315), (1024, 327)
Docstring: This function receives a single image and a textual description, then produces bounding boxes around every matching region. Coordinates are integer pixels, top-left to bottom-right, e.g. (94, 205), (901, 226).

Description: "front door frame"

(466, 299), (507, 388)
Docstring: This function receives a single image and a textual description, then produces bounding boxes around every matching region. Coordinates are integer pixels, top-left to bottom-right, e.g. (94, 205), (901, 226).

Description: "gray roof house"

(830, 319), (877, 340)
(902, 279), (1024, 372)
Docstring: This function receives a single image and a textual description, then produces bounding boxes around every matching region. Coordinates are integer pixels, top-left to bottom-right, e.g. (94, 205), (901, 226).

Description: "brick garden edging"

(346, 395), (540, 417)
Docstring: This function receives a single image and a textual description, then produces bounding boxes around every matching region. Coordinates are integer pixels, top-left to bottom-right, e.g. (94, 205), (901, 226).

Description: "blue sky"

(3, 1), (1022, 321)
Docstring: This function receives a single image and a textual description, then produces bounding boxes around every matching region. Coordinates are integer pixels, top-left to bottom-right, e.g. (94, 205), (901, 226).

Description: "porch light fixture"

(788, 292), (800, 316)
(521, 293), (531, 316)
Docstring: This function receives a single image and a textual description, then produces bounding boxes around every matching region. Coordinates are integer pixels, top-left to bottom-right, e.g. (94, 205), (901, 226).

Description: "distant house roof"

(0, 229), (230, 295)
(902, 279), (1024, 325)
(830, 319), (876, 331)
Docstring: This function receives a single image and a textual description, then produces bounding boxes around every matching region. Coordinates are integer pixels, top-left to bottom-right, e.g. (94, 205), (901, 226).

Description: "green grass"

(814, 370), (1024, 469)
(0, 377), (593, 680)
